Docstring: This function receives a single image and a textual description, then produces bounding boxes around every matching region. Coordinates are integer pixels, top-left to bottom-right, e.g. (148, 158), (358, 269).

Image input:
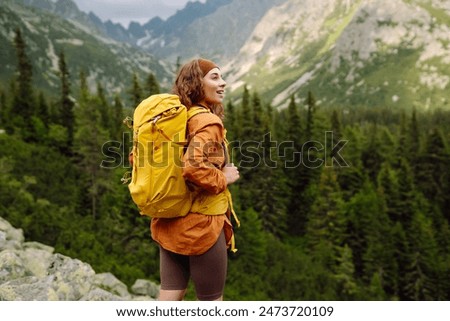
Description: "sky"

(72, 0), (206, 27)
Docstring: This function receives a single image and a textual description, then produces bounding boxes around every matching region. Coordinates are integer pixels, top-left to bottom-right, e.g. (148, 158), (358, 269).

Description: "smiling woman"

(151, 58), (240, 301)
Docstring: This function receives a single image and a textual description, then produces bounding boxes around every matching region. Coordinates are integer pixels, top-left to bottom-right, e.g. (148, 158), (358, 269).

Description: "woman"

(151, 58), (240, 301)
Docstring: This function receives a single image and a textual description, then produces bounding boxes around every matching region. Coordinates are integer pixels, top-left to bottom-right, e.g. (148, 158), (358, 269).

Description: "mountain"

(2, 0), (449, 111)
(135, 0), (450, 111)
(0, 0), (172, 101)
(223, 0), (450, 109)
(18, 0), (135, 43)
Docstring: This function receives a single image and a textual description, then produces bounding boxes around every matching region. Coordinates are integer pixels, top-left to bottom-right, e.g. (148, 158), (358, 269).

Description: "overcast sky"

(72, 0), (206, 27)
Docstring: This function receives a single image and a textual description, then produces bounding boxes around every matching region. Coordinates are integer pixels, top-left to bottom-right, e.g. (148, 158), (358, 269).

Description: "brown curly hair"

(172, 59), (224, 119)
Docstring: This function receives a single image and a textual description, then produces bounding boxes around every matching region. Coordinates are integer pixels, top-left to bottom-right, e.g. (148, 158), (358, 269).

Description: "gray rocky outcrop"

(0, 216), (159, 301)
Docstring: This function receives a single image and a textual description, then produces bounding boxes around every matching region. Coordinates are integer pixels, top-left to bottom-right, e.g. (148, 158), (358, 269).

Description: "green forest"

(1, 29), (449, 301)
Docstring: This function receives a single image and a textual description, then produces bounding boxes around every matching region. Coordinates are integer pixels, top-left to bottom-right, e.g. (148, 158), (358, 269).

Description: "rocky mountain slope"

(0, 216), (159, 300)
(224, 0), (450, 109)
(136, 0), (286, 63)
(2, 0), (449, 110)
(0, 0), (172, 100)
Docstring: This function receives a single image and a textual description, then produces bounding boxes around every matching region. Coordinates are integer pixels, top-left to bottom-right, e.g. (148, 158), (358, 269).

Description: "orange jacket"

(150, 111), (233, 255)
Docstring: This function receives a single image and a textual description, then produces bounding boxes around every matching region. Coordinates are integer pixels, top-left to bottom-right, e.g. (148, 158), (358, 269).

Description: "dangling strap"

(223, 131), (240, 253)
(225, 189), (240, 253)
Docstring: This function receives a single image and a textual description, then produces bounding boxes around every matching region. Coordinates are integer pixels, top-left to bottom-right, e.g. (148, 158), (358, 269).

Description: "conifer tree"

(226, 208), (269, 300)
(416, 128), (449, 220)
(306, 167), (346, 250)
(408, 108), (420, 167)
(237, 91), (287, 235)
(286, 95), (302, 152)
(224, 100), (237, 142)
(235, 85), (252, 177)
(37, 92), (50, 127)
(367, 272), (388, 300)
(130, 73), (143, 108)
(392, 221), (411, 300)
(112, 94), (125, 140)
(288, 91), (320, 235)
(145, 73), (160, 97)
(335, 127), (366, 200)
(334, 244), (358, 300)
(395, 157), (418, 227)
(285, 95), (304, 234)
(57, 50), (75, 151)
(361, 180), (398, 297)
(74, 72), (110, 219)
(96, 82), (112, 132)
(361, 124), (384, 182)
(12, 28), (35, 139)
(238, 85), (252, 140)
(403, 211), (440, 300)
(0, 89), (6, 128)
(377, 162), (400, 222)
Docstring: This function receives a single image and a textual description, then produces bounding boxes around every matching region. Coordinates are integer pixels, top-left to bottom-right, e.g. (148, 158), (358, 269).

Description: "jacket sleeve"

(182, 115), (227, 195)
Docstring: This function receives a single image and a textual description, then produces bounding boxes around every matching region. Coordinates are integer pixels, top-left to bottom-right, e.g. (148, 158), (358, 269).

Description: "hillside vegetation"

(1, 29), (449, 300)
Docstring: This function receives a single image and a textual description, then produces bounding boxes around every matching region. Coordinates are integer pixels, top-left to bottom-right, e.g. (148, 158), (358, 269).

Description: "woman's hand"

(222, 163), (240, 185)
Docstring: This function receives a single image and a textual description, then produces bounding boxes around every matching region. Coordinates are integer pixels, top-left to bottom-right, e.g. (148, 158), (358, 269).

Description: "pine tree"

(396, 157), (419, 227)
(112, 94), (125, 140)
(335, 127), (366, 200)
(288, 91), (320, 235)
(0, 89), (6, 128)
(416, 128), (449, 220)
(403, 211), (441, 300)
(367, 272), (388, 300)
(306, 167), (346, 250)
(74, 73), (111, 219)
(285, 95), (304, 234)
(361, 180), (398, 297)
(96, 82), (112, 132)
(334, 244), (358, 300)
(129, 72), (143, 108)
(237, 91), (287, 236)
(224, 100), (237, 142)
(145, 73), (160, 97)
(286, 95), (302, 153)
(361, 124), (384, 182)
(408, 108), (420, 167)
(37, 92), (50, 127)
(12, 28), (35, 139)
(226, 208), (269, 300)
(235, 85), (252, 178)
(238, 85), (252, 140)
(57, 50), (75, 152)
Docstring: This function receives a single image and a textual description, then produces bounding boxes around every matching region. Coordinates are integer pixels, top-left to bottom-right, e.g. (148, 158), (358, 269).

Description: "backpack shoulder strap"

(187, 106), (210, 120)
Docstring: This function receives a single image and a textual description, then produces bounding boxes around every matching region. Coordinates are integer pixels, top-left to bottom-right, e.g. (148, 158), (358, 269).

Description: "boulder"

(0, 216), (159, 301)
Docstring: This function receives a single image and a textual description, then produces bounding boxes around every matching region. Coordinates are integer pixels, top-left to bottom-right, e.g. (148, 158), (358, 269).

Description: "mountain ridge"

(223, 0), (450, 110)
(0, 0), (172, 102)
(2, 0), (450, 110)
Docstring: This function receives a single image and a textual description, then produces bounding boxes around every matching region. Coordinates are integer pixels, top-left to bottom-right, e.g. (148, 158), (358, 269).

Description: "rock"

(47, 254), (96, 300)
(0, 216), (160, 301)
(0, 217), (24, 250)
(81, 287), (125, 301)
(0, 250), (27, 282)
(93, 273), (131, 298)
(131, 279), (160, 298)
(0, 276), (59, 301)
(21, 244), (54, 278)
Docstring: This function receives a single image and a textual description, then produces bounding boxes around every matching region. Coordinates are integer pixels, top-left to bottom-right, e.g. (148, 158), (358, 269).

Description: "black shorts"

(159, 231), (227, 300)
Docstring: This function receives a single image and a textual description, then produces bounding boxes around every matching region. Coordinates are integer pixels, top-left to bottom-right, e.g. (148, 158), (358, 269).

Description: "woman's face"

(202, 68), (227, 105)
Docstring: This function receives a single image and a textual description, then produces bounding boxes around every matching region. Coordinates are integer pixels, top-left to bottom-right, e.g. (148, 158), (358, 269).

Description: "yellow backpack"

(122, 94), (207, 218)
